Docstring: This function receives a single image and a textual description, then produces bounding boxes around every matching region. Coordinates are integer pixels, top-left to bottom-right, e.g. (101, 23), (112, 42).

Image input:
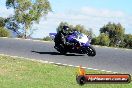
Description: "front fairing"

(73, 32), (91, 46)
(66, 32), (91, 47)
(81, 42), (91, 47)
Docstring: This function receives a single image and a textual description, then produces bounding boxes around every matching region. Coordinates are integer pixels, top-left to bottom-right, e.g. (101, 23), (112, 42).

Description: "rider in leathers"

(54, 26), (72, 48)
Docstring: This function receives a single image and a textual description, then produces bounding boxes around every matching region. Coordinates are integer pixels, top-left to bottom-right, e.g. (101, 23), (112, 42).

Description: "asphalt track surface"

(0, 38), (132, 74)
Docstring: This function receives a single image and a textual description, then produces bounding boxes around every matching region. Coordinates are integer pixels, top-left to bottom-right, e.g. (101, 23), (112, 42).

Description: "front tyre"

(86, 46), (96, 56)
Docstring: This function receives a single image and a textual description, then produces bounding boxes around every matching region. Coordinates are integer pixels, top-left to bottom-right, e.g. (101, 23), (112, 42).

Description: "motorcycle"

(49, 31), (96, 56)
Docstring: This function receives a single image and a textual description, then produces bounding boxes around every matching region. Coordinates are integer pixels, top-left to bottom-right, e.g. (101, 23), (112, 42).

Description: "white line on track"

(68, 65), (74, 67)
(0, 53), (120, 74)
(62, 64), (68, 66)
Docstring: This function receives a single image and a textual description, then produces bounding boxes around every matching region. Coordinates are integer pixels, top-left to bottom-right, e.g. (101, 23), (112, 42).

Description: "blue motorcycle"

(49, 31), (96, 56)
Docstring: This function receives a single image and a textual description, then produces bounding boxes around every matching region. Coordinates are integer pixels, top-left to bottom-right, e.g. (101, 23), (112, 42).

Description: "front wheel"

(86, 46), (96, 56)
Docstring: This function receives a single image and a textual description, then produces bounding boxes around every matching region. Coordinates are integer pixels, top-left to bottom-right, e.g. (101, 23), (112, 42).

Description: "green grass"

(0, 55), (131, 88)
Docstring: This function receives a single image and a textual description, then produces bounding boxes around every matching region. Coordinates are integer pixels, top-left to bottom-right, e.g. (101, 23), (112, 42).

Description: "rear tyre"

(59, 49), (67, 55)
(86, 45), (96, 56)
(54, 44), (67, 55)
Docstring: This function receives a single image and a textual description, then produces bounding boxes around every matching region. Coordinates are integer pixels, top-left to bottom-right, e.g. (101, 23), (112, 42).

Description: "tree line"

(0, 17), (10, 37)
(91, 22), (132, 49)
(0, 0), (51, 38)
(44, 22), (132, 49)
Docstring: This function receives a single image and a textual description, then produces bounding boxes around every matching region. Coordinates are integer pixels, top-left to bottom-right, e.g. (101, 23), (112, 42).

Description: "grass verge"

(0, 55), (131, 88)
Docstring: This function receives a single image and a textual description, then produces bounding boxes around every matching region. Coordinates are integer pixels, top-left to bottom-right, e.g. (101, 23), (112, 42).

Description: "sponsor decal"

(76, 66), (131, 85)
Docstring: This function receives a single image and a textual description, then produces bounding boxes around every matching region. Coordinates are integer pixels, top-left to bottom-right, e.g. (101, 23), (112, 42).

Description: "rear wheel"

(54, 44), (67, 55)
(86, 46), (96, 56)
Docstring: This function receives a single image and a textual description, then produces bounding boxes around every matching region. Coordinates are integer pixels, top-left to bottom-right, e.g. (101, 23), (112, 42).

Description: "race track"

(0, 38), (132, 74)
